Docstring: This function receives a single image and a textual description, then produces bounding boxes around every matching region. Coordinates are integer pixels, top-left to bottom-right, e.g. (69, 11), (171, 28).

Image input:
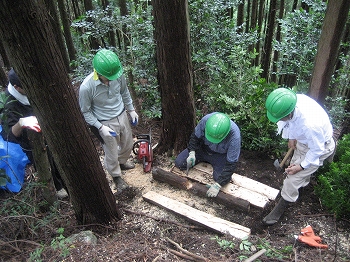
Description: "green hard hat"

(93, 49), (123, 80)
(265, 88), (297, 123)
(205, 113), (231, 143)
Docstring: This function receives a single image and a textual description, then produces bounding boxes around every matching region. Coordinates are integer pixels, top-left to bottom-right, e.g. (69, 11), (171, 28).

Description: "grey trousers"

(281, 138), (335, 202)
(100, 111), (133, 178)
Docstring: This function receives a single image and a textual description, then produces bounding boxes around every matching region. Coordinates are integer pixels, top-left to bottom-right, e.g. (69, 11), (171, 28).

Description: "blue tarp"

(0, 125), (30, 192)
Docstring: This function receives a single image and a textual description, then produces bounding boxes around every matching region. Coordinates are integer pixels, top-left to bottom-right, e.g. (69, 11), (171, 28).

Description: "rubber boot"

(263, 198), (290, 225)
(113, 176), (129, 191)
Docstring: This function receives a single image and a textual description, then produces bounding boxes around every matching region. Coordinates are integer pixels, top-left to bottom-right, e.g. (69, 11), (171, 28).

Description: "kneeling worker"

(175, 112), (241, 197)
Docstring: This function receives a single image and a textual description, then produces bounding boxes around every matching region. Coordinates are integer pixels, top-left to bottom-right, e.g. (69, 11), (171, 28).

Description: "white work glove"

(99, 125), (117, 137)
(206, 182), (221, 197)
(18, 116), (41, 132)
(128, 110), (139, 126)
(186, 151), (196, 168)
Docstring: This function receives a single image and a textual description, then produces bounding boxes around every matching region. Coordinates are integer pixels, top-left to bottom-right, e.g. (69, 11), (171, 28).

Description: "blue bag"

(0, 125), (30, 192)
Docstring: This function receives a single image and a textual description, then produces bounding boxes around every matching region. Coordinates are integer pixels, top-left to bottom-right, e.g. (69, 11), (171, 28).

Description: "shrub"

(315, 134), (350, 219)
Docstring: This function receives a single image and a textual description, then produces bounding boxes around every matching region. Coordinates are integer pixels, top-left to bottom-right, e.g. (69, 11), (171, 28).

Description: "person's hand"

(99, 125), (117, 137)
(186, 151), (196, 168)
(128, 110), (139, 126)
(18, 116), (41, 132)
(285, 163), (303, 175)
(206, 182), (221, 197)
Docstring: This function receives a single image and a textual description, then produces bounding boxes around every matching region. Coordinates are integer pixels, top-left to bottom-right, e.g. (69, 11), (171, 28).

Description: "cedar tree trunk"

(152, 0), (196, 155)
(0, 0), (120, 225)
(308, 0), (350, 105)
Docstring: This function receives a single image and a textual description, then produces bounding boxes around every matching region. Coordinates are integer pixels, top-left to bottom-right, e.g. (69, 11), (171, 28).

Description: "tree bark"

(271, 0), (284, 83)
(308, 0), (350, 105)
(44, 0), (71, 71)
(152, 0), (195, 155)
(28, 131), (57, 207)
(57, 0), (77, 63)
(261, 0), (277, 80)
(236, 1), (244, 33)
(0, 0), (120, 225)
(152, 168), (250, 212)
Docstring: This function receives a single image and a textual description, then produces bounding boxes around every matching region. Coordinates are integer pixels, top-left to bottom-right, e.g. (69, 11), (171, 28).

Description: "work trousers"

(100, 111), (133, 178)
(281, 138), (335, 202)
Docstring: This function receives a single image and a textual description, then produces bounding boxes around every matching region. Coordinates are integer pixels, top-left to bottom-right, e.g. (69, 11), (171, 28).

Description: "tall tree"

(152, 0), (196, 155)
(271, 0), (284, 83)
(0, 0), (120, 225)
(309, 0), (350, 105)
(57, 0), (77, 63)
(261, 0), (277, 80)
(44, 0), (71, 71)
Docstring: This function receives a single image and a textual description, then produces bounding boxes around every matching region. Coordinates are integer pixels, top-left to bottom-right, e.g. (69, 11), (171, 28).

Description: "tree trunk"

(152, 0), (196, 155)
(28, 131), (57, 207)
(45, 0), (71, 71)
(152, 168), (250, 212)
(245, 0), (251, 33)
(271, 0), (284, 83)
(57, 0), (77, 63)
(308, 0), (350, 105)
(0, 0), (120, 225)
(254, 0), (265, 66)
(236, 1), (244, 33)
(261, 0), (277, 80)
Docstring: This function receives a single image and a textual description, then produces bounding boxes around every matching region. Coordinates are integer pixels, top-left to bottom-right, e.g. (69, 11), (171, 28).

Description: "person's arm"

(79, 83), (102, 129)
(11, 122), (23, 137)
(187, 132), (201, 151)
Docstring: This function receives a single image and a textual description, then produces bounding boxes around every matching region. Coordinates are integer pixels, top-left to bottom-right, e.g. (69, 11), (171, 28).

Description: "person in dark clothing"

(1, 68), (68, 198)
(175, 112), (241, 197)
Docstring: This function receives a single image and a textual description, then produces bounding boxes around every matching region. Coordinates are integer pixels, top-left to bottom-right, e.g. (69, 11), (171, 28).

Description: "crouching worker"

(175, 112), (241, 197)
(263, 88), (335, 225)
(1, 68), (68, 198)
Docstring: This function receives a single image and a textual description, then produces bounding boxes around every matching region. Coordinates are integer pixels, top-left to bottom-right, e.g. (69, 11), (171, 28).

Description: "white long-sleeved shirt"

(278, 94), (333, 168)
(79, 72), (134, 129)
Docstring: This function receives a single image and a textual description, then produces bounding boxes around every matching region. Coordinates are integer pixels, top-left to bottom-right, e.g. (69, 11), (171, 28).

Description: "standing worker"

(79, 49), (138, 192)
(263, 88), (335, 225)
(175, 112), (241, 197)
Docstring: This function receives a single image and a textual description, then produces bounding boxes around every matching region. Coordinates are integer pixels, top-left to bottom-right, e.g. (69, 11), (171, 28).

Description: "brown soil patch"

(1, 121), (349, 262)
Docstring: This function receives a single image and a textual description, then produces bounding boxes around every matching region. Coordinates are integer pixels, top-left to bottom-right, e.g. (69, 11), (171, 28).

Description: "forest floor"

(0, 119), (350, 262)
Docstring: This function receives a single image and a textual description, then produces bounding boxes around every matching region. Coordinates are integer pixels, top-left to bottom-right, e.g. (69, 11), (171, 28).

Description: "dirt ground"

(1, 120), (350, 262)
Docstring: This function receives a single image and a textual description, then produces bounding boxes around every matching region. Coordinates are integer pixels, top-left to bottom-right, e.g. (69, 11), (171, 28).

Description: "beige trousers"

(281, 138), (335, 202)
(100, 111), (133, 178)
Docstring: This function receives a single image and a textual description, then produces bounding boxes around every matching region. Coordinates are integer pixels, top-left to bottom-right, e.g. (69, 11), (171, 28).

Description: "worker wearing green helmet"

(175, 112), (241, 198)
(79, 49), (139, 192)
(263, 88), (335, 225)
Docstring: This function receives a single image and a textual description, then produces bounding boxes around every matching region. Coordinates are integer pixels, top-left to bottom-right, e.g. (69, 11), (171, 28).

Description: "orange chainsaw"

(132, 129), (153, 172)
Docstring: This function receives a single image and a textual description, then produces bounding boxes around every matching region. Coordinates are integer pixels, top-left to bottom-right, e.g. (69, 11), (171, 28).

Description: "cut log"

(143, 191), (251, 239)
(152, 168), (250, 212)
(173, 163), (279, 209)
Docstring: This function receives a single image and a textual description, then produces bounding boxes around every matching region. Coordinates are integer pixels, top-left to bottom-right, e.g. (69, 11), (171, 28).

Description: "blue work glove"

(186, 151), (196, 168)
(99, 125), (117, 137)
(206, 182), (221, 197)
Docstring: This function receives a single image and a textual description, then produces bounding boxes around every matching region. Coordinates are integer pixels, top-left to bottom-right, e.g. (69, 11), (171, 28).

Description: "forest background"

(0, 0), (350, 260)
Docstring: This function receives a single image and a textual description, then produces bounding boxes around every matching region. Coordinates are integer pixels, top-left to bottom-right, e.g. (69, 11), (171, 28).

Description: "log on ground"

(152, 167), (250, 212)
